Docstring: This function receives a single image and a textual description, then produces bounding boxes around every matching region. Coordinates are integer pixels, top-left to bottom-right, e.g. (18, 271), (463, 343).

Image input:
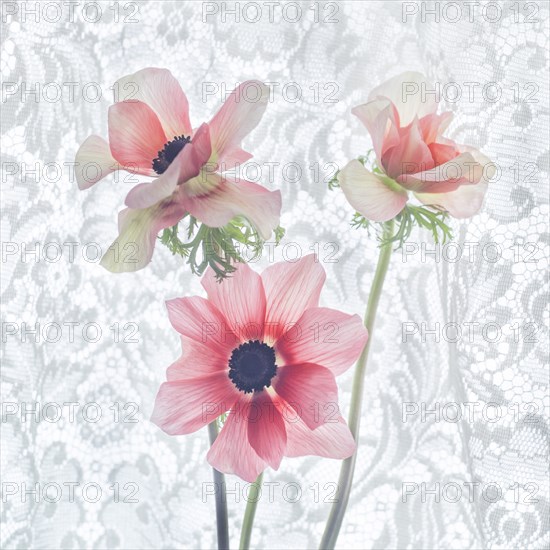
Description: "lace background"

(1, 1), (549, 548)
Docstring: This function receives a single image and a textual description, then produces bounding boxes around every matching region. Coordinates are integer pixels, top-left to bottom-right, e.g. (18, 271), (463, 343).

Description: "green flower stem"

(319, 219), (395, 549)
(239, 472), (264, 550)
(208, 420), (230, 550)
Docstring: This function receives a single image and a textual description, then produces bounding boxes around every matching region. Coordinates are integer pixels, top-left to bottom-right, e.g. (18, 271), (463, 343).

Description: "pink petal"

(419, 112), (453, 144)
(399, 152), (483, 193)
(414, 146), (494, 218)
(184, 175), (281, 240)
(208, 80), (269, 162)
(428, 142), (460, 167)
(352, 98), (401, 161)
(369, 71), (438, 127)
(181, 166), (222, 197)
(381, 118), (435, 180)
(108, 100), (167, 176)
(273, 364), (338, 430)
(415, 182), (488, 219)
(247, 390), (286, 470)
(166, 296), (239, 351)
(284, 413), (356, 459)
(124, 123), (212, 209)
(217, 146), (253, 172)
(207, 395), (267, 482)
(201, 262), (266, 341)
(167, 335), (233, 380)
(261, 254), (326, 343)
(151, 372), (238, 435)
(338, 160), (408, 222)
(100, 199), (185, 273)
(74, 135), (117, 190)
(113, 68), (192, 138)
(275, 307), (367, 375)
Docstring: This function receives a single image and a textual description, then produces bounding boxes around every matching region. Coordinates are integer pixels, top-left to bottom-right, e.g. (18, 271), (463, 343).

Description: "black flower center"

(228, 340), (278, 394)
(152, 135), (191, 175)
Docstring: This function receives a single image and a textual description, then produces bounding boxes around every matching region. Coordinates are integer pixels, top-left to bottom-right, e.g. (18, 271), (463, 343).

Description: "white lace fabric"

(1, 1), (549, 549)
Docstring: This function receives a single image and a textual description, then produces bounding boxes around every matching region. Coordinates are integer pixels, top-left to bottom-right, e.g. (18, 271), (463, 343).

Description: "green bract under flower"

(160, 215), (285, 280)
(351, 205), (453, 248)
(330, 151), (453, 249)
(75, 69), (282, 275)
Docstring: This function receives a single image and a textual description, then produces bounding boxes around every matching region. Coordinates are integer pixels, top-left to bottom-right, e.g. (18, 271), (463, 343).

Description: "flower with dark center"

(152, 135), (191, 175)
(76, 69), (281, 273)
(228, 340), (277, 393)
(152, 256), (368, 482)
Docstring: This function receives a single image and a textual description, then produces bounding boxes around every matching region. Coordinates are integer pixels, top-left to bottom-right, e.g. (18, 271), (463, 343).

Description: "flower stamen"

(228, 340), (277, 393)
(152, 135), (191, 174)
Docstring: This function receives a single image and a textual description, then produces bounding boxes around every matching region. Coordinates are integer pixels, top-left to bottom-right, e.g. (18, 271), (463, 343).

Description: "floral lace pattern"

(1, 1), (548, 548)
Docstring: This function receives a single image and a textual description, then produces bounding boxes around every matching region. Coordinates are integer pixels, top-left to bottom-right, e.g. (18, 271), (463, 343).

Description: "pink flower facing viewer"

(339, 71), (495, 221)
(75, 68), (281, 273)
(151, 255), (368, 482)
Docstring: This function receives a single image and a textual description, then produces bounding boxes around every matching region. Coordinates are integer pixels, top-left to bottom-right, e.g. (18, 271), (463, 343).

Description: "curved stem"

(239, 472), (263, 550)
(208, 420), (230, 550)
(319, 220), (395, 549)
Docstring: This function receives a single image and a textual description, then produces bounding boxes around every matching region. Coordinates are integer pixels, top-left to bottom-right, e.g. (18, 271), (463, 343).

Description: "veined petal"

(284, 413), (355, 459)
(113, 67), (192, 138)
(108, 100), (167, 176)
(428, 142), (460, 167)
(201, 262), (266, 341)
(415, 182), (488, 219)
(209, 80), (269, 162)
(261, 254), (325, 343)
(352, 98), (400, 161)
(100, 199), (185, 273)
(184, 174), (281, 240)
(150, 372), (238, 435)
(247, 390), (286, 470)
(124, 123), (212, 209)
(275, 307), (367, 375)
(184, 168), (223, 197)
(368, 71), (439, 127)
(338, 159), (408, 222)
(273, 364), (338, 430)
(166, 336), (232, 380)
(75, 135), (117, 190)
(419, 111), (453, 144)
(414, 145), (494, 218)
(381, 118), (435, 179)
(399, 151), (483, 193)
(207, 395), (267, 482)
(217, 146), (253, 173)
(165, 296), (239, 351)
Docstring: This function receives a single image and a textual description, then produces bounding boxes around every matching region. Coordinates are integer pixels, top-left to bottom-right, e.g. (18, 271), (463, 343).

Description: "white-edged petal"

(338, 159), (408, 222)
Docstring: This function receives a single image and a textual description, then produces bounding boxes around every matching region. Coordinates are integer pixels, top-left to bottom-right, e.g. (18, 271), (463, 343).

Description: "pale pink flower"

(151, 255), (368, 482)
(339, 72), (495, 220)
(75, 68), (281, 272)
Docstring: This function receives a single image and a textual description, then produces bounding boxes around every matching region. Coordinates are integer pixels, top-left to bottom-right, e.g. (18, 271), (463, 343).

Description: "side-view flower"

(75, 68), (281, 276)
(151, 254), (368, 482)
(338, 71), (495, 223)
(320, 72), (496, 550)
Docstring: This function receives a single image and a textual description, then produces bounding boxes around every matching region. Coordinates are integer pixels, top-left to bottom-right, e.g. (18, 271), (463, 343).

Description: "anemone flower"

(151, 255), (368, 482)
(339, 71), (495, 221)
(75, 68), (281, 272)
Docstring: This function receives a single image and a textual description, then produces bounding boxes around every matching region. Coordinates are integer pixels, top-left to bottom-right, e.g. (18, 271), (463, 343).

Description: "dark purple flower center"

(228, 340), (277, 393)
(152, 134), (191, 175)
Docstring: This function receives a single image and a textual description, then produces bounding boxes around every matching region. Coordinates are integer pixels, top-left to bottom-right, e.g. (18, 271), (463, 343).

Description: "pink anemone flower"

(151, 255), (368, 482)
(339, 71), (495, 221)
(75, 68), (281, 272)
